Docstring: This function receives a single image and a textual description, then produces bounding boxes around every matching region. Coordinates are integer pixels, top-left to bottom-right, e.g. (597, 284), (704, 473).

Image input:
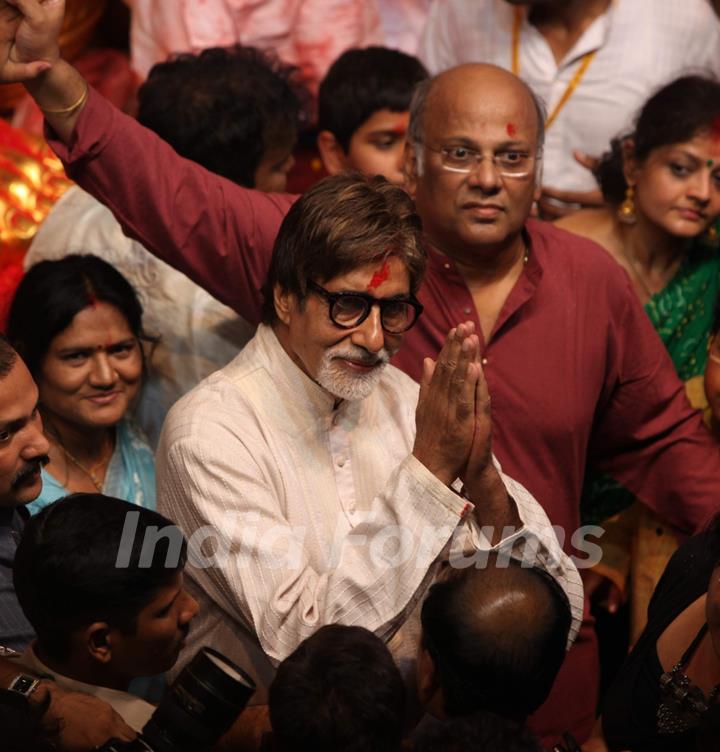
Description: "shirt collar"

(520, 0), (616, 64)
(253, 324), (363, 422)
(426, 224), (544, 285)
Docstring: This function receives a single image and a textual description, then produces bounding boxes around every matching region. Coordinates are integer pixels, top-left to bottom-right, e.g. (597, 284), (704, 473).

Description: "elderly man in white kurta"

(157, 173), (583, 701)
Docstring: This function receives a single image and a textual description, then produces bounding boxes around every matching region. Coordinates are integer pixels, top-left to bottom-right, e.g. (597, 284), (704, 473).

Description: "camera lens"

(142, 648), (256, 752)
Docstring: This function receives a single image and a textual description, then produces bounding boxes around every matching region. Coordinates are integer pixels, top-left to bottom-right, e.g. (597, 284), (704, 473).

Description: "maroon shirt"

(49, 89), (720, 741)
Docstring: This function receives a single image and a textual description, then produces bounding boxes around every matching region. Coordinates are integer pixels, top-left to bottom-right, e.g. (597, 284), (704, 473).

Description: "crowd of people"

(1, 1), (720, 750)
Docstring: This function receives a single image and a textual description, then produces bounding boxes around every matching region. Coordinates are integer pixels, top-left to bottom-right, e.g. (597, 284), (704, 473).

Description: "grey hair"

(407, 73), (547, 175)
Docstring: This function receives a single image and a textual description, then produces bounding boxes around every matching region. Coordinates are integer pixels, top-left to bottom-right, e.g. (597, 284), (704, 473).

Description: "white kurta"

(419, 0), (720, 192)
(158, 324), (583, 700)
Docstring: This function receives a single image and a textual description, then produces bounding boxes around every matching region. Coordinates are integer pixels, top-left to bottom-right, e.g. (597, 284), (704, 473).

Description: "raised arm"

(0, 0), (294, 322)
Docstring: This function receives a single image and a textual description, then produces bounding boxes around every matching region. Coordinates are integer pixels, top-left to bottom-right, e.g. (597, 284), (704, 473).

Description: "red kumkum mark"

(368, 260), (391, 290)
(506, 122), (517, 138)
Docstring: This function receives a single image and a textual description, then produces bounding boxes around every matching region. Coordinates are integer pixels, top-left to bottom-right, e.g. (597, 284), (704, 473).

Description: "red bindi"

(506, 123), (517, 138)
(389, 125), (407, 136)
(368, 261), (391, 290)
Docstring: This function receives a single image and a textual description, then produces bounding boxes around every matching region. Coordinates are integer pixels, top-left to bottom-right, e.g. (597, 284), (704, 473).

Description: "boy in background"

(316, 47), (427, 186)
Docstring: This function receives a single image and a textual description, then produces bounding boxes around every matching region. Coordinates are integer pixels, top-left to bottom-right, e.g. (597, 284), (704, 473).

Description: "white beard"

(316, 344), (392, 401)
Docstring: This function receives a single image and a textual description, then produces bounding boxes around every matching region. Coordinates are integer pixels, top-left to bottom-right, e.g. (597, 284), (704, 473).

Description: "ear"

(403, 141), (419, 196)
(621, 136), (638, 187)
(273, 283), (296, 326)
(533, 157), (544, 202)
(83, 622), (114, 664)
(317, 131), (348, 176)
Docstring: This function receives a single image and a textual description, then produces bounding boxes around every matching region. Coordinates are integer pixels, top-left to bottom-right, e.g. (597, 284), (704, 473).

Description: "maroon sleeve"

(46, 87), (298, 324)
(590, 277), (720, 535)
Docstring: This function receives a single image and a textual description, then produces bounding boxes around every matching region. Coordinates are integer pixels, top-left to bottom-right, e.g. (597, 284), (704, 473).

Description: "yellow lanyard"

(512, 7), (597, 130)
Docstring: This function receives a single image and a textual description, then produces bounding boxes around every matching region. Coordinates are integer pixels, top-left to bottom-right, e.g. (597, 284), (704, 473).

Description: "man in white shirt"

(157, 173), (583, 702)
(419, 0), (720, 216)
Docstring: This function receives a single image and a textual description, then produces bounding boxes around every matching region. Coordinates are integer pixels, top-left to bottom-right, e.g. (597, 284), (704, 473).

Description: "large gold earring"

(707, 223), (719, 245)
(617, 185), (636, 224)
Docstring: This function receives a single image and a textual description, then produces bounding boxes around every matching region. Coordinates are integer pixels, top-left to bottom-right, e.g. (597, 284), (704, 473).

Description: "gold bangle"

(40, 83), (89, 117)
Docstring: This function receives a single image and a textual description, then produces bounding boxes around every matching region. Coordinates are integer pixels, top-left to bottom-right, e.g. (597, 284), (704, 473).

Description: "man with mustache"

(0, 335), (139, 749)
(157, 173), (582, 709)
(0, 333), (49, 651)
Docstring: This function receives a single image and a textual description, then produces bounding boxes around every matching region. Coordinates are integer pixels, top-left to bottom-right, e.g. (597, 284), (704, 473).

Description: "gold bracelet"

(40, 83), (89, 117)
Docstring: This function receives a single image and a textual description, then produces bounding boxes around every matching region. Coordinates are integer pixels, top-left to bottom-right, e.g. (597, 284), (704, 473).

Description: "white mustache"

(328, 346), (391, 367)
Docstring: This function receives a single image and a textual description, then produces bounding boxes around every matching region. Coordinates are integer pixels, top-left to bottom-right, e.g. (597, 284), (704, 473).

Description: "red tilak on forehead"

(506, 123), (517, 138)
(368, 261), (391, 290)
(389, 125), (407, 136)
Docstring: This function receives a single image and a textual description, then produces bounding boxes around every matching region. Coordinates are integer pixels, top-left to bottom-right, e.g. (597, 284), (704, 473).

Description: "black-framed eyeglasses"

(306, 280), (423, 334)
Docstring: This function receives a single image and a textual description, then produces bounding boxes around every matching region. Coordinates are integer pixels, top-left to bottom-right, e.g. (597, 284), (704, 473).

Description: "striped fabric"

(158, 324), (583, 701)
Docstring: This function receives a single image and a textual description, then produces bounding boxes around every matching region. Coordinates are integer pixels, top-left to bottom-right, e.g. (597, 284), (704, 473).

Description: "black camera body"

(99, 647), (256, 752)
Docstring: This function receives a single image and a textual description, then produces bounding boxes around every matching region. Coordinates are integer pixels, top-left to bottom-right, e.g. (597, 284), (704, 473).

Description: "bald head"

(420, 555), (570, 720)
(408, 64), (546, 152)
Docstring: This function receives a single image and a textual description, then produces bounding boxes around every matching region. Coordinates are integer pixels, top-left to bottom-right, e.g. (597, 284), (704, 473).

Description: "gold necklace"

(620, 249), (655, 300)
(62, 444), (113, 492)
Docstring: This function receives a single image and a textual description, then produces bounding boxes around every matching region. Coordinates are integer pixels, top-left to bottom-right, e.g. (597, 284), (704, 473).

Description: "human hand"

(582, 569), (624, 614)
(538, 185), (605, 220)
(39, 681), (136, 751)
(459, 362), (519, 537)
(539, 150), (604, 219)
(0, 0), (64, 83)
(459, 357), (501, 495)
(413, 322), (480, 486)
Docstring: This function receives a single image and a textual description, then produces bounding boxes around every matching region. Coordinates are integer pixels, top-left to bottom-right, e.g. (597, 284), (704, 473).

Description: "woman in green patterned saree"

(557, 75), (720, 640)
